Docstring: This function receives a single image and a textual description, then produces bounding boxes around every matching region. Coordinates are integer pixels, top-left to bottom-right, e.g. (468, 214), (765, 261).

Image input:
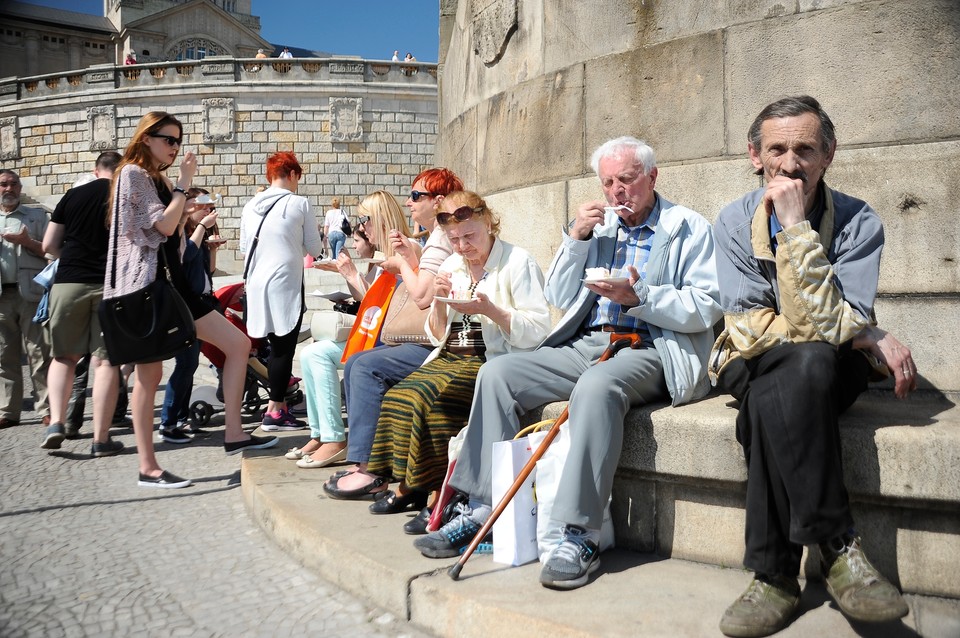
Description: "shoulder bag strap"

(108, 178), (121, 289)
(242, 194), (290, 280)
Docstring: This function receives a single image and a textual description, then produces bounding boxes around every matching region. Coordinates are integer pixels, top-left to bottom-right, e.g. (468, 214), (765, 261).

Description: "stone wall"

(436, 0), (960, 394)
(0, 57), (438, 273)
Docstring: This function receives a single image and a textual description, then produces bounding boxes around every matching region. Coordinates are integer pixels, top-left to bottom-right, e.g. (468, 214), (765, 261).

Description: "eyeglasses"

(436, 205), (482, 225)
(410, 190), (433, 202)
(357, 215), (370, 226)
(149, 133), (182, 147)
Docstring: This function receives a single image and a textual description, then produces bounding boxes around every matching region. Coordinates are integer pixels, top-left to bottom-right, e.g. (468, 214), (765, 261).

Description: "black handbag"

(98, 182), (196, 366)
(340, 212), (353, 236)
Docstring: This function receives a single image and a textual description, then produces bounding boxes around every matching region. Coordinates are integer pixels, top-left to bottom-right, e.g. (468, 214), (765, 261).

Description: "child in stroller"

(189, 282), (304, 428)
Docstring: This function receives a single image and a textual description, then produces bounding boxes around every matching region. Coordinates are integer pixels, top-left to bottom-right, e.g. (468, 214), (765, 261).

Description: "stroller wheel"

(190, 401), (214, 427)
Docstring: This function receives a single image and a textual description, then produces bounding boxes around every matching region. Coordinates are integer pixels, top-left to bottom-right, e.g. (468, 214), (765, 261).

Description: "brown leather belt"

(597, 324), (637, 333)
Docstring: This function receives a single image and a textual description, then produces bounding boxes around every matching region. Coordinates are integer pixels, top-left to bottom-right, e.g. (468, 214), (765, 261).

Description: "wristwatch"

(172, 185), (186, 196)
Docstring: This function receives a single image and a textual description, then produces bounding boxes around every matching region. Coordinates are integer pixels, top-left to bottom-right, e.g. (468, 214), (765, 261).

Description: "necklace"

(458, 274), (485, 347)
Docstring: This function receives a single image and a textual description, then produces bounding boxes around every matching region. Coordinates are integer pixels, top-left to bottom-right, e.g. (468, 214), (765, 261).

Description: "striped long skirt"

(367, 351), (483, 491)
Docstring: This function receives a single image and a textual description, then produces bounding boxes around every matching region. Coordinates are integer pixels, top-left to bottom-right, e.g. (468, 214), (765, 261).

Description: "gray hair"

(748, 95), (836, 153)
(590, 137), (656, 176)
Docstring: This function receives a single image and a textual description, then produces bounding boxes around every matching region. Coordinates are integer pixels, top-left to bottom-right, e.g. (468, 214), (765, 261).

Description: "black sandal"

(322, 475), (387, 500)
(368, 489), (428, 515)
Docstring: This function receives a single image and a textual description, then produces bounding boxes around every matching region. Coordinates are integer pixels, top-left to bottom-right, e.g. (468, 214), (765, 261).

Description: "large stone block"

(543, 1), (640, 74)
(725, 0), (960, 152)
(439, 0), (545, 128)
(584, 32), (725, 165)
(436, 105), (478, 189)
(873, 296), (960, 394)
(484, 181), (567, 272)
(477, 65), (585, 194)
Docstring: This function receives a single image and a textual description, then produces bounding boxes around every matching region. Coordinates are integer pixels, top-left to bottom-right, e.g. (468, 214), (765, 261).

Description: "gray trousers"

(449, 330), (667, 530)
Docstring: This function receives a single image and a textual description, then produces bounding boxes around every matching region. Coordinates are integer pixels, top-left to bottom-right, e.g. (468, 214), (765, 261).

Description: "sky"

(17, 0), (440, 62)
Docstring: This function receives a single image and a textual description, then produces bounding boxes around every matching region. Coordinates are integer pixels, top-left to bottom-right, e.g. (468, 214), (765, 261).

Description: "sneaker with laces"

(40, 422), (66, 450)
(413, 502), (490, 558)
(261, 409), (307, 431)
(539, 525), (601, 590)
(91, 438), (124, 457)
(820, 535), (909, 623)
(719, 574), (801, 637)
(158, 427), (193, 444)
(224, 434), (279, 455)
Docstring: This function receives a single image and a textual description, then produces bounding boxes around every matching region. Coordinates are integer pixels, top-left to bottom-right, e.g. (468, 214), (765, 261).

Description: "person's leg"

(342, 344), (433, 464)
(46, 356), (80, 425)
(735, 342), (858, 578)
(299, 339), (346, 461)
(448, 343), (593, 505)
(66, 354), (90, 433)
(160, 344), (193, 430)
(550, 345), (667, 531)
(264, 316), (303, 414)
(21, 298), (51, 420)
(90, 357), (119, 444)
(0, 290), (25, 421)
(194, 310), (262, 444)
(132, 362), (165, 475)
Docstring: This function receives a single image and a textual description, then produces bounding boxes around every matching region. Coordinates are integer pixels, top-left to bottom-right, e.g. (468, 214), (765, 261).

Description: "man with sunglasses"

(415, 137), (723, 590)
(0, 169), (52, 430)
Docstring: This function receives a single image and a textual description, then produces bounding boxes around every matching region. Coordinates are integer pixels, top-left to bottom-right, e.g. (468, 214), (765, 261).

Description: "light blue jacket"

(543, 195), (723, 405)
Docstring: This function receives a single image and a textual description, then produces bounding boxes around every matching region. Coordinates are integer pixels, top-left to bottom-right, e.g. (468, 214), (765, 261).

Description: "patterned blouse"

(103, 164), (169, 300)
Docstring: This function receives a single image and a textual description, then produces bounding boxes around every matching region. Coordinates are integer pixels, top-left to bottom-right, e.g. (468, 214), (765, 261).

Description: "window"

(168, 38), (226, 61)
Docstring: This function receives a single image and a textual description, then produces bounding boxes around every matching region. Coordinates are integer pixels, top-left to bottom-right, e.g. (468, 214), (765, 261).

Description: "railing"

(0, 57), (438, 103)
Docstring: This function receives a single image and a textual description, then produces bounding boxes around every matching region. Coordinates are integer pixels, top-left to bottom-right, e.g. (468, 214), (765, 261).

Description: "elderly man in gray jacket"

(414, 136), (723, 590)
(712, 96), (913, 637)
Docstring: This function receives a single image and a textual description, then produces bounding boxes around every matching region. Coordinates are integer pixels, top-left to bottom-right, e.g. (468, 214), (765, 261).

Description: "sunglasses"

(410, 190), (434, 202)
(149, 133), (182, 147)
(357, 215), (371, 226)
(436, 205), (482, 225)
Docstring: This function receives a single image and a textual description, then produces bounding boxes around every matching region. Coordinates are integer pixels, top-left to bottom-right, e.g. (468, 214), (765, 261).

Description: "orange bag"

(340, 271), (397, 363)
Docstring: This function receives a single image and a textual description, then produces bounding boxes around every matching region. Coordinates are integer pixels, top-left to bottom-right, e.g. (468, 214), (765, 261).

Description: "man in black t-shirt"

(39, 152), (127, 457)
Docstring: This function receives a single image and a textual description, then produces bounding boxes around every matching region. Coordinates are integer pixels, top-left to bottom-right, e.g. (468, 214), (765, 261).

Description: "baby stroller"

(189, 282), (304, 427)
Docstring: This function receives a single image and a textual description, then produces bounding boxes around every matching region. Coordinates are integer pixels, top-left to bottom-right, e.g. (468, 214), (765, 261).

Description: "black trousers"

(719, 341), (871, 577)
(265, 313), (303, 403)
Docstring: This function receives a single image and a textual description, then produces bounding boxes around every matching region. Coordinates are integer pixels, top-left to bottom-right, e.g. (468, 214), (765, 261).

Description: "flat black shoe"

(322, 475), (387, 500)
(369, 489), (428, 515)
(403, 507), (431, 535)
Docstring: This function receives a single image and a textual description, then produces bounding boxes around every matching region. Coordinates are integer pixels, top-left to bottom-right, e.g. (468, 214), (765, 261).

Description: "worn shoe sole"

(540, 556), (601, 590)
(261, 422), (307, 431)
(40, 430), (65, 450)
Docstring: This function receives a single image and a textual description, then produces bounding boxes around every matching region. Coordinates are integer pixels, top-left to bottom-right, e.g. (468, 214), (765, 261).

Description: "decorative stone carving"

(202, 97), (236, 143)
(0, 117), (19, 160)
(472, 0), (517, 65)
(86, 105), (116, 151)
(329, 97), (362, 142)
(330, 62), (365, 75)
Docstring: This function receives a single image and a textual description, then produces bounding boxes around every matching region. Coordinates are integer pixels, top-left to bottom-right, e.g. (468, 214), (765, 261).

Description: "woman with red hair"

(240, 151), (324, 428)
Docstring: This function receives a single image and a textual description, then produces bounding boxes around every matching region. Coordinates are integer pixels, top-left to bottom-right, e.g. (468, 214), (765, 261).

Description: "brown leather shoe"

(0, 417), (19, 429)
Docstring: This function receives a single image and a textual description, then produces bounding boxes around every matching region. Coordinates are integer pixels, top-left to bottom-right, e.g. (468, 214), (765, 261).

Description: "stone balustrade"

(0, 57), (437, 103)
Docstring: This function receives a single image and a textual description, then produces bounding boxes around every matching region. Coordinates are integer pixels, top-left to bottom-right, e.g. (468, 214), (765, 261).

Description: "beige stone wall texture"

(1, 67), (438, 273)
(437, 0), (960, 393)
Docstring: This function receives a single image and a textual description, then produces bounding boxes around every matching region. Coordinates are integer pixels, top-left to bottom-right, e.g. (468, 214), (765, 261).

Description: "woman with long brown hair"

(105, 111), (277, 488)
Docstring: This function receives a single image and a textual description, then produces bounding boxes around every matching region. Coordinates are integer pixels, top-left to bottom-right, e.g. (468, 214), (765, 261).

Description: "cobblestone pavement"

(0, 362), (430, 638)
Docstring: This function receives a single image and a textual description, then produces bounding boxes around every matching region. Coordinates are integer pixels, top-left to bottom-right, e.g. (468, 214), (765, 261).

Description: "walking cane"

(449, 332), (642, 580)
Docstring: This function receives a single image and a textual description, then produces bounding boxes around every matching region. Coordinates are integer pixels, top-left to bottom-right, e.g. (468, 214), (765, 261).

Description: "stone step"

(528, 392), (960, 599)
(240, 448), (960, 637)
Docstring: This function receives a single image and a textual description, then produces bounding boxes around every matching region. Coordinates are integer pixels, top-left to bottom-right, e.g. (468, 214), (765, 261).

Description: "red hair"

(412, 167), (463, 197)
(266, 151), (303, 182)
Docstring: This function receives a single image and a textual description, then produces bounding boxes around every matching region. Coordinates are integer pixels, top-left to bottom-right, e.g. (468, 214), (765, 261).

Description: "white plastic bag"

(491, 436), (540, 566)
(535, 422), (615, 563)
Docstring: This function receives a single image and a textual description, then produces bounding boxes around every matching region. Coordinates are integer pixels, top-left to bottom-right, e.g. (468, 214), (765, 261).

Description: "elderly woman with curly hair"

(327, 191), (552, 530)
